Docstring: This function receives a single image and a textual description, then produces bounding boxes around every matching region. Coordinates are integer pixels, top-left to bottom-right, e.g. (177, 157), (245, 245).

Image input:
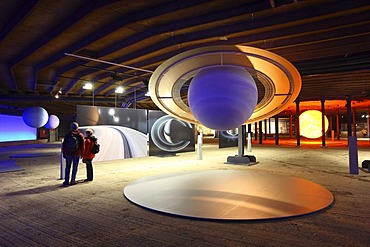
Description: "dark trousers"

(86, 159), (93, 181)
(65, 155), (79, 184)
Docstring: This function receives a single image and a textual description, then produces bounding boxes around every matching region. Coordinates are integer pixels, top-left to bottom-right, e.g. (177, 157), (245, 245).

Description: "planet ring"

(149, 45), (302, 125)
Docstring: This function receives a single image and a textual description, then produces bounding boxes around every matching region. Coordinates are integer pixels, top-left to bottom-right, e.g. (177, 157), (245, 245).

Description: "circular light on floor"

(300, 110), (328, 139)
(124, 170), (333, 220)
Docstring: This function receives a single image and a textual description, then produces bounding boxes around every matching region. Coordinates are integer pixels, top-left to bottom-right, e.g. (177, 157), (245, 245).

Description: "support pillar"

(346, 96), (352, 138)
(254, 122), (257, 141)
(336, 108), (340, 140)
(329, 114), (333, 139)
(238, 125), (246, 157)
(264, 119), (267, 140)
(259, 121), (263, 144)
(352, 109), (356, 137)
(226, 124), (256, 164)
(268, 118), (271, 135)
(289, 114), (293, 139)
(348, 136), (359, 175)
(368, 107), (370, 138)
(345, 95), (359, 174)
(321, 97), (326, 147)
(296, 100), (300, 147)
(248, 124), (252, 134)
(275, 115), (279, 145)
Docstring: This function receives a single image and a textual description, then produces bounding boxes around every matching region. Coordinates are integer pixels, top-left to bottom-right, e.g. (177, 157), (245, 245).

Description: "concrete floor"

(0, 141), (369, 246)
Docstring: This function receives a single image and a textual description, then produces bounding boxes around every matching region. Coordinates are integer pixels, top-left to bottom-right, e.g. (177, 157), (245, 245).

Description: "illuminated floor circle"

(124, 170), (334, 220)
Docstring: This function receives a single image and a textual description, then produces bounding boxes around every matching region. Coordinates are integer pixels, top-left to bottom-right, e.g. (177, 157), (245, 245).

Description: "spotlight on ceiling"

(83, 83), (93, 90)
(115, 86), (124, 94)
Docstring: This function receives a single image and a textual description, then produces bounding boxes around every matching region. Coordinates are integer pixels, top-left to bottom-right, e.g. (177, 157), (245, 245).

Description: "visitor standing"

(62, 122), (84, 186)
(82, 128), (97, 181)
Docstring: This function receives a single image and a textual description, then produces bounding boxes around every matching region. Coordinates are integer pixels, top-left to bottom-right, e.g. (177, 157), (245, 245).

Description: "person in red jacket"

(82, 129), (96, 181)
(62, 122), (84, 186)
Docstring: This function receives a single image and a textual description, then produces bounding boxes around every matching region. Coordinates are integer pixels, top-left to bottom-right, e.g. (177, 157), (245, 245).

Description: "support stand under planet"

(225, 125), (257, 165)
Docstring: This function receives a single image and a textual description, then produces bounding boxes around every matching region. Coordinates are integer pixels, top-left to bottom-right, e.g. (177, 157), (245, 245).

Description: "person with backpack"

(62, 122), (84, 186)
(82, 128), (98, 182)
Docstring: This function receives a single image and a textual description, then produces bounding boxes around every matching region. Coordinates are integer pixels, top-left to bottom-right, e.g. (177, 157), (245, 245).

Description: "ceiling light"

(55, 94), (59, 99)
(83, 83), (93, 90)
(115, 86), (124, 93)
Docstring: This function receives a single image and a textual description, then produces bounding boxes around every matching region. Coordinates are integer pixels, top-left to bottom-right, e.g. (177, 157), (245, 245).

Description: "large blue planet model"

(188, 66), (257, 130)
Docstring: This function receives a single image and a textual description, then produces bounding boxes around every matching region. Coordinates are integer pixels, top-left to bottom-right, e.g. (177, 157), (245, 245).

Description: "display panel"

(219, 128), (239, 148)
(0, 114), (37, 142)
(79, 125), (147, 161)
(148, 110), (195, 156)
(76, 105), (147, 133)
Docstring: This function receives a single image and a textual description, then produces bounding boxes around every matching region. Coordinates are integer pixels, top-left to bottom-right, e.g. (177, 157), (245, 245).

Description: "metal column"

(275, 115), (279, 145)
(296, 100), (300, 147)
(321, 97), (326, 147)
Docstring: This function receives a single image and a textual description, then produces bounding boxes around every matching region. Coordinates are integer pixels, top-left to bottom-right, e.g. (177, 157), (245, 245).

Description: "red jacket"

(62, 130), (84, 157)
(83, 136), (96, 160)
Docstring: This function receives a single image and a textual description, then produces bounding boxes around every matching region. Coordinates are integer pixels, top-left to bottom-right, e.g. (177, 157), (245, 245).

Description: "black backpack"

(90, 136), (100, 154)
(91, 142), (100, 154)
(65, 133), (81, 152)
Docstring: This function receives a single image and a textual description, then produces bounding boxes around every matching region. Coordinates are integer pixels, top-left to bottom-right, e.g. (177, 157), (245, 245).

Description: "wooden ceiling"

(0, 0), (369, 118)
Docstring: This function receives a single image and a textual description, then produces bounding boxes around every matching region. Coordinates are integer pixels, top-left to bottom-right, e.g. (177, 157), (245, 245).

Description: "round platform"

(124, 170), (334, 220)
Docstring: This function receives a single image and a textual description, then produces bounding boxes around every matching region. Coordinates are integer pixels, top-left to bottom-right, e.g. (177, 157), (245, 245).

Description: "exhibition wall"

(219, 129), (239, 148)
(0, 114), (36, 142)
(76, 106), (195, 158)
(148, 111), (195, 156)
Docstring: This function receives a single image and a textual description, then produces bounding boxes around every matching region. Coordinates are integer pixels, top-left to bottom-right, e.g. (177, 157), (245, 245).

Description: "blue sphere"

(188, 66), (257, 130)
(22, 106), (49, 128)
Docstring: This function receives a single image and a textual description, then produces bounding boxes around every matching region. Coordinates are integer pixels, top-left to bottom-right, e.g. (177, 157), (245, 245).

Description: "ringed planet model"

(149, 45), (301, 130)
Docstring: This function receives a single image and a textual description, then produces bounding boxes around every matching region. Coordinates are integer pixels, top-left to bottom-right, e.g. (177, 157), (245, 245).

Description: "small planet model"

(22, 106), (48, 128)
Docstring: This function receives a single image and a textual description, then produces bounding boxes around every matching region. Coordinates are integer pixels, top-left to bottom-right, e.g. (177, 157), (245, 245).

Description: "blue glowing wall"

(0, 114), (37, 142)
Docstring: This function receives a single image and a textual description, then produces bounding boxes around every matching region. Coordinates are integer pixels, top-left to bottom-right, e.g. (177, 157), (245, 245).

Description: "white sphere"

(22, 106), (48, 128)
(44, 115), (60, 129)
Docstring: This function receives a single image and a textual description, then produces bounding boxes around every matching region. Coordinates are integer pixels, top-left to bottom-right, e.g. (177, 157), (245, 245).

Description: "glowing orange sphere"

(299, 110), (328, 139)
